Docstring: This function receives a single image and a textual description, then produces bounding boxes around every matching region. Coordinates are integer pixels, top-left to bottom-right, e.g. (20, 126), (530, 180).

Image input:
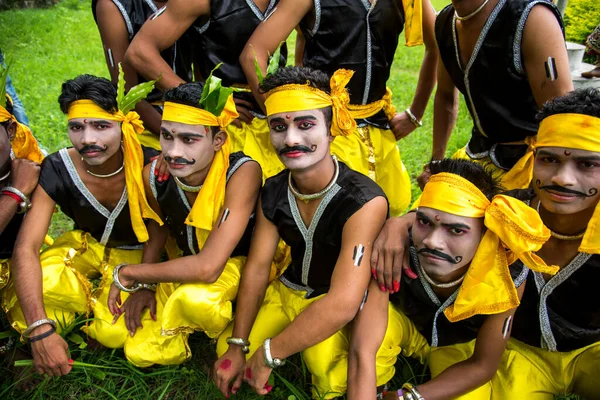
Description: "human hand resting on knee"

(111, 289), (157, 337)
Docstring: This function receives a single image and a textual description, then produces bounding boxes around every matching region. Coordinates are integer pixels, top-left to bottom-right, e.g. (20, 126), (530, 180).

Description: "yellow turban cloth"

(67, 100), (162, 242)
(403, 0), (424, 47)
(264, 69), (357, 137)
(501, 113), (600, 254)
(0, 103), (43, 163)
(161, 94), (239, 248)
(419, 173), (559, 322)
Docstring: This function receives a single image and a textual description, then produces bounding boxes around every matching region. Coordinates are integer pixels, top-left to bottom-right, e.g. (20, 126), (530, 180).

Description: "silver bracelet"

(112, 264), (156, 293)
(226, 337), (250, 354)
(263, 338), (285, 368)
(402, 383), (424, 400)
(404, 108), (423, 128)
(22, 318), (57, 340)
(1, 186), (32, 214)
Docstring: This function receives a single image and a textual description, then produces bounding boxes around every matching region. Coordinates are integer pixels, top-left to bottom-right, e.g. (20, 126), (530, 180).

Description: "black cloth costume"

(262, 161), (387, 298)
(38, 147), (158, 249)
(149, 151), (256, 257)
(192, 0), (287, 113)
(299, 0), (406, 127)
(512, 253), (600, 352)
(435, 0), (563, 168)
(391, 242), (528, 347)
(0, 212), (24, 259)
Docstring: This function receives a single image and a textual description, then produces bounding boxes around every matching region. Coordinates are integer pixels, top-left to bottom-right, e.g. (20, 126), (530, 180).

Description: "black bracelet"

(29, 326), (56, 343)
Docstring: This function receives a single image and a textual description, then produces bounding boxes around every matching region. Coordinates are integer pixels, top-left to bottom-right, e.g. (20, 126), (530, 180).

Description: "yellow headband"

(420, 173), (559, 322)
(264, 69), (357, 137)
(67, 100), (162, 242)
(161, 96), (238, 247)
(501, 113), (600, 254)
(162, 93), (239, 130)
(0, 103), (43, 163)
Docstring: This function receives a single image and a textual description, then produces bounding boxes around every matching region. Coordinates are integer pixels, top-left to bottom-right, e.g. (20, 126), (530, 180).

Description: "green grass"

(0, 1), (577, 399)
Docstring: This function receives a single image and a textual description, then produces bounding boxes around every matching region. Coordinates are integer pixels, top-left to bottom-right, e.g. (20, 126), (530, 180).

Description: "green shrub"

(563, 0), (600, 44)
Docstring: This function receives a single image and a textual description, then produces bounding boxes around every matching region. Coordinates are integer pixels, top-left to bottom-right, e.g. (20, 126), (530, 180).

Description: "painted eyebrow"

(536, 149), (560, 157)
(574, 155), (600, 162)
(89, 120), (112, 125)
(67, 121), (83, 127)
(269, 117), (285, 124)
(416, 211), (431, 221)
(417, 211), (471, 230)
(160, 127), (203, 138)
(293, 115), (318, 122)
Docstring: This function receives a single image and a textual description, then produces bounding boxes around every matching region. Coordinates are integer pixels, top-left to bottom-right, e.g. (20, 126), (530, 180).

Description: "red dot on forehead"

(285, 114), (292, 120)
(435, 215), (441, 221)
(564, 150), (571, 156)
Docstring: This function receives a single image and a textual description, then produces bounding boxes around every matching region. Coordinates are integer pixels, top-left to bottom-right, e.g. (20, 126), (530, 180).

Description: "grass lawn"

(0, 1), (572, 399)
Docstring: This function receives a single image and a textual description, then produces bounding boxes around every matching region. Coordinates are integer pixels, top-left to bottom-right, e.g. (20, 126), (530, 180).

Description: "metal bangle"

(112, 263), (140, 293)
(22, 318), (57, 340)
(227, 337), (250, 354)
(1, 186), (31, 214)
(263, 338), (285, 368)
(29, 326), (56, 343)
(402, 383), (424, 400)
(404, 108), (423, 128)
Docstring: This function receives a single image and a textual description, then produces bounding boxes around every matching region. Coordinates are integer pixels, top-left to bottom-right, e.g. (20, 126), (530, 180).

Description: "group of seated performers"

(0, 0), (599, 399)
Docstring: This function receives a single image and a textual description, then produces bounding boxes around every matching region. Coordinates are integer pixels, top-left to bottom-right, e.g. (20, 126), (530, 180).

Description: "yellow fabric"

(347, 87), (397, 121)
(264, 69), (357, 137)
(0, 258), (9, 291)
(162, 96), (239, 250)
(66, 100), (162, 243)
(502, 113), (600, 254)
(419, 173), (558, 322)
(0, 105), (44, 163)
(331, 125), (411, 216)
(403, 0), (424, 47)
(1, 230), (142, 349)
(137, 129), (161, 151)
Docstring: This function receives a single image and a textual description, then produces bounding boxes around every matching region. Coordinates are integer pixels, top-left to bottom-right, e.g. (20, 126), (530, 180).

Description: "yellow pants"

(228, 119), (411, 216)
(452, 146), (507, 182)
(427, 339), (600, 399)
(2, 230), (142, 348)
(137, 129), (161, 151)
(217, 280), (428, 399)
(123, 256), (245, 367)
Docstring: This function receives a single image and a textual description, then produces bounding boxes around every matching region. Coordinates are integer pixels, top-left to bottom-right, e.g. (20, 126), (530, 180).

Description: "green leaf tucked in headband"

(252, 42), (284, 84)
(116, 63), (158, 114)
(0, 63), (9, 109)
(199, 63), (234, 116)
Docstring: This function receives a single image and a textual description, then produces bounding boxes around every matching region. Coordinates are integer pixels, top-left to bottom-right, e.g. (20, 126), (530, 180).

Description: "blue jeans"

(0, 49), (31, 127)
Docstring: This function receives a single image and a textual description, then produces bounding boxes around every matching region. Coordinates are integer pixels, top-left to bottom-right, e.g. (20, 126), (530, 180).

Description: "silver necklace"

(455, 0), (490, 21)
(0, 170), (10, 182)
(536, 201), (585, 241)
(175, 176), (202, 193)
(288, 156), (339, 204)
(87, 164), (124, 178)
(418, 261), (465, 289)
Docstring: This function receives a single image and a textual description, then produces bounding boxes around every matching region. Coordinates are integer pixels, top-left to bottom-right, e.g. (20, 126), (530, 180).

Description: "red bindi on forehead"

(285, 114), (292, 120)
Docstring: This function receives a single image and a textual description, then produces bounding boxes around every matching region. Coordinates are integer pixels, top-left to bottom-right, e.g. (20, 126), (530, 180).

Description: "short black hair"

(1, 95), (14, 130)
(259, 66), (333, 125)
(163, 82), (219, 135)
(428, 158), (503, 201)
(537, 88), (600, 121)
(58, 74), (118, 114)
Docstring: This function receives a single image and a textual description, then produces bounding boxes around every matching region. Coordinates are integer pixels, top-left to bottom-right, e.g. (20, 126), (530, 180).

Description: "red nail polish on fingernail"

(393, 280), (400, 292)
(379, 284), (386, 292)
(232, 387), (239, 394)
(265, 385), (273, 393)
(245, 368), (252, 379)
(372, 269), (377, 279)
(68, 359), (74, 364)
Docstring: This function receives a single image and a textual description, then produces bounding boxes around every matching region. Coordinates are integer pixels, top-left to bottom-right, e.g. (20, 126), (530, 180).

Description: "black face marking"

(218, 208), (230, 228)
(502, 315), (512, 339)
(353, 244), (365, 267)
(277, 145), (315, 156)
(564, 150), (571, 156)
(151, 5), (167, 20)
(359, 289), (368, 311)
(107, 48), (115, 68)
(417, 247), (461, 264)
(544, 57), (558, 81)
(164, 155), (196, 165)
(536, 179), (598, 198)
(310, 145), (317, 152)
(78, 144), (108, 155)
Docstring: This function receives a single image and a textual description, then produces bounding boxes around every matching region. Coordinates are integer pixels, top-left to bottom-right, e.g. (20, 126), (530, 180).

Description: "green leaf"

(120, 78), (158, 114)
(116, 63), (126, 108)
(250, 45), (265, 84)
(266, 42), (284, 79)
(0, 62), (9, 109)
(199, 63), (234, 116)
(68, 332), (84, 344)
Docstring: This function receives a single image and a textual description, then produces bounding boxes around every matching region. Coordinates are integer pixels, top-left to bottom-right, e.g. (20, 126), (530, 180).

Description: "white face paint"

(268, 109), (332, 172)
(67, 117), (122, 166)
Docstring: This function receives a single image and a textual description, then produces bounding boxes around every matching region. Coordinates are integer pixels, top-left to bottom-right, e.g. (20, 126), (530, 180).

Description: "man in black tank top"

(92, 0), (195, 149)
(4, 74), (159, 377)
(239, 0), (438, 216)
(213, 67), (388, 398)
(420, 0), (573, 190)
(106, 81), (265, 367)
(124, 0), (288, 181)
(501, 89), (600, 398)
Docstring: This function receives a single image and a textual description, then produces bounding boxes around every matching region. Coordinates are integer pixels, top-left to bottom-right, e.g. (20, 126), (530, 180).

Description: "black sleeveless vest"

(512, 253), (600, 352)
(435, 0), (563, 145)
(0, 212), (24, 259)
(150, 152), (256, 257)
(299, 0), (404, 126)
(262, 161), (388, 298)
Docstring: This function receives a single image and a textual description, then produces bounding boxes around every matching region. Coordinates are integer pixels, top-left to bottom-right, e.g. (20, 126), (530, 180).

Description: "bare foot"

(581, 66), (600, 78)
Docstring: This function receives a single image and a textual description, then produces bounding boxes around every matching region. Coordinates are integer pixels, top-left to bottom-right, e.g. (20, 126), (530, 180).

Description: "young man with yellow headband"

(105, 80), (264, 367)
(3, 74), (160, 377)
(347, 158), (558, 400)
(497, 88), (600, 398)
(212, 66), (388, 399)
(240, 0), (438, 217)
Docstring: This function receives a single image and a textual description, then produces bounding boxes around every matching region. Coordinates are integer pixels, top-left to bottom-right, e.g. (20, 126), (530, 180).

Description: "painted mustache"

(278, 145), (315, 156)
(417, 248), (462, 264)
(78, 144), (108, 154)
(164, 156), (196, 165)
(536, 180), (598, 198)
